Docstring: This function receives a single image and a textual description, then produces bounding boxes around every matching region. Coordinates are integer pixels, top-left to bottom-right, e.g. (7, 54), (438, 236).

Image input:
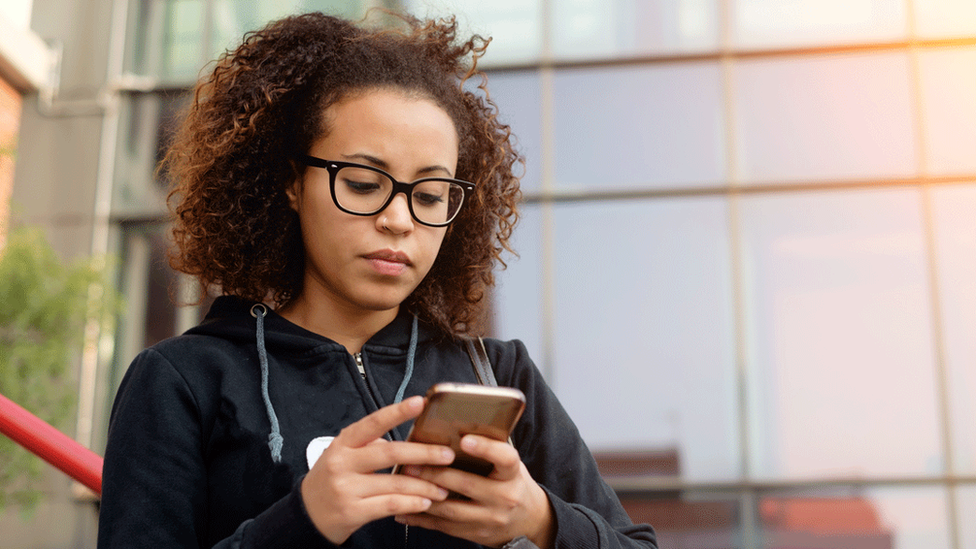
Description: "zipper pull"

(354, 352), (366, 380)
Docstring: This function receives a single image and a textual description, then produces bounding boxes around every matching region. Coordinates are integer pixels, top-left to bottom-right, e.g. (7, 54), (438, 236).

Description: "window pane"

(608, 490), (740, 548)
(759, 487), (950, 549)
(483, 71), (543, 193)
(161, 0), (207, 80)
(914, 0), (976, 38)
(551, 198), (739, 481)
(553, 63), (726, 191)
(918, 48), (976, 175)
(959, 484), (976, 549)
(734, 53), (917, 184)
(552, 0), (719, 59)
(733, 0), (908, 49)
(210, 0), (363, 56)
(740, 189), (942, 479)
(134, 0), (366, 82)
(492, 204), (545, 368)
(930, 184), (976, 475)
(402, 0), (543, 64)
(115, 91), (190, 217)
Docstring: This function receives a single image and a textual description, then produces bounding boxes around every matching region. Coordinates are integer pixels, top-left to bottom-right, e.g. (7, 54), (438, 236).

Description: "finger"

(351, 440), (455, 473)
(459, 435), (521, 480)
(353, 469), (452, 502)
(358, 493), (436, 524)
(338, 396), (425, 448)
(395, 506), (492, 544)
(402, 464), (489, 502)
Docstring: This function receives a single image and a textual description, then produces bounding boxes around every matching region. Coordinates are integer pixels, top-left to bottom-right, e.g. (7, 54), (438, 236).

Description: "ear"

(285, 179), (301, 211)
(285, 161), (303, 211)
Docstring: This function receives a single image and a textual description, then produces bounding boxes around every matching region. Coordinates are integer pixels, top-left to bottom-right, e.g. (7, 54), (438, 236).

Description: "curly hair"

(163, 11), (522, 336)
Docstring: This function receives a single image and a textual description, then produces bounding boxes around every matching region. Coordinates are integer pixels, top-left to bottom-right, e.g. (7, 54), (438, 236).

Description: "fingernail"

(394, 515), (406, 524)
(460, 436), (477, 451)
(441, 448), (455, 461)
(436, 488), (449, 499)
(405, 396), (424, 410)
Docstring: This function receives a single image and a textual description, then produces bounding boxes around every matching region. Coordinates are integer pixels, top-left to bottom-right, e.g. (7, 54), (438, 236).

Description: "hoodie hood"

(187, 295), (431, 355)
(186, 295), (424, 463)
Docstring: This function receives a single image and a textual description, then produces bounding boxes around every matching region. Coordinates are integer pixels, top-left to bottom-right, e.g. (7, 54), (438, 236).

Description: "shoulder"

(128, 333), (250, 384)
(115, 331), (257, 416)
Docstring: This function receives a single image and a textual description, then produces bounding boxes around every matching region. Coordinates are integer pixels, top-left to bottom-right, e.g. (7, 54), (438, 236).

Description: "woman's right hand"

(300, 396), (456, 544)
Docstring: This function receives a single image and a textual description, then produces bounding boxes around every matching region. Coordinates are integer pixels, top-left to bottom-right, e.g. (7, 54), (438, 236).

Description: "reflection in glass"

(917, 48), (976, 175)
(740, 189), (942, 479)
(160, 0), (207, 80)
(553, 63), (726, 191)
(914, 0), (976, 38)
(734, 53), (916, 184)
(135, 0), (365, 82)
(552, 0), (718, 58)
(758, 487), (950, 549)
(492, 204), (544, 370)
(549, 198), (738, 480)
(116, 91), (191, 217)
(210, 0), (364, 57)
(732, 0), (907, 48)
(144, 229), (179, 349)
(930, 185), (976, 475)
(481, 71), (543, 193)
(958, 485), (976, 549)
(402, 0), (542, 64)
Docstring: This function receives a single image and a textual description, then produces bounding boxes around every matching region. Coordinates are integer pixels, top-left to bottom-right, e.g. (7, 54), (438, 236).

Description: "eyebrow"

(341, 153), (454, 178)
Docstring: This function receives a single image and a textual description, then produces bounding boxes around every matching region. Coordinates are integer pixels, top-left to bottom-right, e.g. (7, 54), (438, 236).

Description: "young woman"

(97, 11), (658, 549)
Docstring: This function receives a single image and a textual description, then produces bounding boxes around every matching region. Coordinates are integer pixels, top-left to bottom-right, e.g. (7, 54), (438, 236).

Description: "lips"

(363, 250), (411, 276)
(363, 250), (411, 265)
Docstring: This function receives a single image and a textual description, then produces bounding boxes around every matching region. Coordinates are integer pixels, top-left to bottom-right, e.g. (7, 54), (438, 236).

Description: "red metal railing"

(0, 392), (102, 496)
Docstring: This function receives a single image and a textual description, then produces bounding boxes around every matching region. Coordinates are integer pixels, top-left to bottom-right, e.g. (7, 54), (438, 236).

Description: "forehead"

(320, 86), (459, 137)
(314, 88), (460, 165)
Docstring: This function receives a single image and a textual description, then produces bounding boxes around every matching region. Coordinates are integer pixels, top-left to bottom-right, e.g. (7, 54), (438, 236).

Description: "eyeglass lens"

(334, 166), (464, 225)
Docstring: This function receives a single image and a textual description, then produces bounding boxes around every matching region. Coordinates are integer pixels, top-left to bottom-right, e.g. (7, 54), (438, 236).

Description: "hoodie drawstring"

(252, 304), (284, 463)
(393, 315), (418, 404)
(251, 304), (419, 463)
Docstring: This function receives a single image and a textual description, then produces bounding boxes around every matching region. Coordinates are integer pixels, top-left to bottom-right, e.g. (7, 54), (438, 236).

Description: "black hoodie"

(97, 296), (658, 548)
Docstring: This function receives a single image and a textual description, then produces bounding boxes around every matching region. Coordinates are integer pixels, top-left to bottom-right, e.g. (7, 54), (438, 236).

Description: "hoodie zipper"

(354, 351), (409, 546)
(354, 352), (367, 380)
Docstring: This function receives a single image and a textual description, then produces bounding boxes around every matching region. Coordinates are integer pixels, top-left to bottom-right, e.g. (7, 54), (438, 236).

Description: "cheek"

(424, 231), (449, 266)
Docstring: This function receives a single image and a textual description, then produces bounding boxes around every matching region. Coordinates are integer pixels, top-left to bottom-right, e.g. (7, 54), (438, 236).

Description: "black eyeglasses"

(296, 154), (475, 227)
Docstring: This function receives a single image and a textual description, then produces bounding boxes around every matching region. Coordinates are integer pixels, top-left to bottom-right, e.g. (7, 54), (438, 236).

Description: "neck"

(278, 295), (399, 354)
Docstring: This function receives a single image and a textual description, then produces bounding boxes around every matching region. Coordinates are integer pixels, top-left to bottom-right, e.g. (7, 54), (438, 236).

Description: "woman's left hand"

(394, 435), (555, 549)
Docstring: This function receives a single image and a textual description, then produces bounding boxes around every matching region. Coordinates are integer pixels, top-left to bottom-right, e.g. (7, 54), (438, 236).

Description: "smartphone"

(395, 382), (526, 477)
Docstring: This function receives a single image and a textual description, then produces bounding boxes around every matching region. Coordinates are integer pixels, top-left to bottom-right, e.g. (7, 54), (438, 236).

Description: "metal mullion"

(517, 175), (976, 205)
(481, 36), (976, 73)
(905, 0), (962, 546)
(718, 1), (758, 547)
(201, 0), (217, 71)
(537, 0), (556, 385)
(607, 473), (976, 496)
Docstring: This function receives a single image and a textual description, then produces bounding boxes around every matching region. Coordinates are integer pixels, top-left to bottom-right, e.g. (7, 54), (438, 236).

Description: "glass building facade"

(12, 0), (976, 547)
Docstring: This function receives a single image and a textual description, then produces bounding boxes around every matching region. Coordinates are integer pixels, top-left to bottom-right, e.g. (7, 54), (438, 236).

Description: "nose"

(378, 193), (413, 234)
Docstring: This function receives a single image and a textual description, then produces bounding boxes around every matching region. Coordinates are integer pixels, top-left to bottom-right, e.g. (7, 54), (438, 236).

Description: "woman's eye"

(413, 191), (444, 207)
(343, 180), (382, 194)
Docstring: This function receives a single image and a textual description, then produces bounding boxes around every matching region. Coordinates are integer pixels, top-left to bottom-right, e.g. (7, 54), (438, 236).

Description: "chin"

(354, 290), (413, 313)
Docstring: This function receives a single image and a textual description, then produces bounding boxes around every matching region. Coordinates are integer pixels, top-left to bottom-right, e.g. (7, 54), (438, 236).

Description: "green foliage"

(0, 227), (110, 515)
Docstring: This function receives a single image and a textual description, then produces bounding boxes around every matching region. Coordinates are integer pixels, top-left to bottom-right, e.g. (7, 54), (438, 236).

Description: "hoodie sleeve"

(97, 348), (334, 549)
(488, 339), (659, 549)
